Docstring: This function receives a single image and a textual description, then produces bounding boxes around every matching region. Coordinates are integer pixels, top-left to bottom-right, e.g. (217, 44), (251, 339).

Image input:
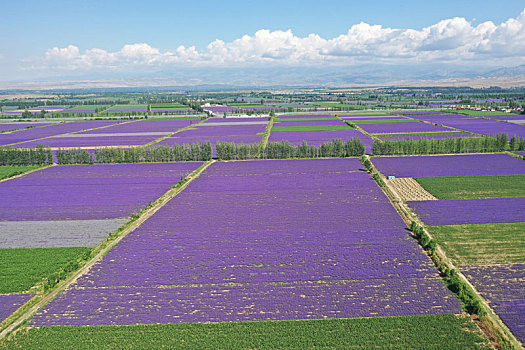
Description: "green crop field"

(0, 165), (42, 181)
(0, 247), (91, 293)
(458, 110), (518, 117)
(352, 119), (420, 124)
(271, 124), (353, 132)
(0, 314), (489, 350)
(415, 174), (525, 199)
(274, 117), (336, 122)
(428, 222), (525, 265)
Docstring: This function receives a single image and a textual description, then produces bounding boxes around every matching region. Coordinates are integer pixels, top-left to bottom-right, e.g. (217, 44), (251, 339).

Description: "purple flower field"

(0, 293), (34, 322)
(0, 163), (202, 221)
(461, 264), (525, 344)
(274, 120), (344, 126)
(358, 122), (453, 134)
(340, 116), (403, 120)
(18, 136), (160, 148)
(79, 120), (194, 134)
(410, 114), (525, 139)
(407, 197), (525, 225)
(0, 123), (56, 133)
(268, 130), (374, 152)
(31, 159), (461, 326)
(2, 121), (123, 147)
(372, 154), (525, 178)
(378, 134), (477, 141)
(279, 114), (333, 119)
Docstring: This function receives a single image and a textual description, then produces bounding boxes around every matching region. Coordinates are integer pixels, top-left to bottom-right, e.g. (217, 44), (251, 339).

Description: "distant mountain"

(1, 64), (525, 90)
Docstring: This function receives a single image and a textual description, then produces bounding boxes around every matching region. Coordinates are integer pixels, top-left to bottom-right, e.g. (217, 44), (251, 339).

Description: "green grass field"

(0, 314), (489, 349)
(428, 222), (525, 265)
(415, 174), (525, 199)
(274, 117), (336, 122)
(0, 247), (91, 293)
(105, 104), (148, 110)
(458, 110), (518, 117)
(352, 119), (420, 124)
(0, 165), (42, 181)
(271, 124), (353, 132)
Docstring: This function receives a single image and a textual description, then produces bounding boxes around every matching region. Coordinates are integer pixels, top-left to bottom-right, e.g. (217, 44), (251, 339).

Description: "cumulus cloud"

(39, 9), (525, 72)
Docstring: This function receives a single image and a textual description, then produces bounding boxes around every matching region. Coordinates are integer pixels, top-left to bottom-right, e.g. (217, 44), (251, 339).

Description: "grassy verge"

(415, 174), (525, 199)
(427, 222), (525, 265)
(0, 314), (490, 349)
(271, 124), (353, 132)
(0, 247), (91, 293)
(0, 166), (42, 180)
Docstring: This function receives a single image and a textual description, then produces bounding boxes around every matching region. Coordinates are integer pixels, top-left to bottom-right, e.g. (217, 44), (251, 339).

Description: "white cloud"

(38, 9), (525, 72)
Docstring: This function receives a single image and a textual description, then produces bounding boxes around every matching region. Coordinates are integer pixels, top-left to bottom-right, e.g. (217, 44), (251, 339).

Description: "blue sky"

(1, 0), (524, 83)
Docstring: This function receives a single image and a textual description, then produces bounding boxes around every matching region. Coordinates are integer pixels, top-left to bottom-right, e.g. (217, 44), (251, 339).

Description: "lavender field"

(31, 159), (461, 326)
(372, 154), (525, 178)
(0, 162), (202, 221)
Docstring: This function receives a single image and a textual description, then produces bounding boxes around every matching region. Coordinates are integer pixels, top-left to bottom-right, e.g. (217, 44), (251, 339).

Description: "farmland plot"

(31, 159), (461, 326)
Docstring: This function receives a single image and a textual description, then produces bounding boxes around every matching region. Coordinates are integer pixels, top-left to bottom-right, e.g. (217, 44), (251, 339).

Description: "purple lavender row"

(0, 293), (34, 322)
(358, 122), (453, 134)
(372, 154), (525, 178)
(274, 120), (345, 126)
(16, 136), (159, 148)
(461, 264), (525, 344)
(0, 163), (202, 221)
(0, 123), (56, 132)
(407, 198), (525, 225)
(379, 134), (477, 141)
(32, 159), (461, 325)
(80, 120), (194, 134)
(0, 120), (123, 146)
(31, 278), (460, 326)
(410, 114), (525, 139)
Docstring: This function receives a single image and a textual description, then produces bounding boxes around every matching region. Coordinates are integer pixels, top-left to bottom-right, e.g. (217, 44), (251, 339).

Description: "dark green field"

(428, 222), (525, 265)
(415, 174), (525, 199)
(0, 166), (42, 181)
(0, 247), (91, 293)
(0, 314), (490, 350)
(271, 124), (353, 132)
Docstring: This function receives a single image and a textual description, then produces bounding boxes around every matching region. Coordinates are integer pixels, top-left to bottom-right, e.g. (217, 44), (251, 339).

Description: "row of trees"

(372, 134), (509, 155)
(0, 145), (53, 165)
(509, 135), (525, 151)
(55, 143), (214, 164)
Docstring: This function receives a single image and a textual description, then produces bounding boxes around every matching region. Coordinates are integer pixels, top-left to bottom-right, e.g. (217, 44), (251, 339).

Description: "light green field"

(415, 174), (525, 199)
(271, 125), (353, 132)
(0, 247), (91, 293)
(458, 110), (518, 117)
(0, 165), (42, 180)
(0, 314), (489, 349)
(428, 222), (525, 265)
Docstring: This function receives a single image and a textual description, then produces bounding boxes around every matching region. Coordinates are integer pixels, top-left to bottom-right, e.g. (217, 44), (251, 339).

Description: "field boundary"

(0, 159), (215, 340)
(362, 155), (523, 350)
